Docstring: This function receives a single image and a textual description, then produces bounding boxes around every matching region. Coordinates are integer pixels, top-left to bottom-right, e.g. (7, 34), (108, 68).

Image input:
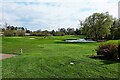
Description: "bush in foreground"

(96, 44), (119, 60)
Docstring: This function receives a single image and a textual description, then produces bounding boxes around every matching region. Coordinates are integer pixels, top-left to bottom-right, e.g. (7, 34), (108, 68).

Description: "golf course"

(1, 36), (119, 78)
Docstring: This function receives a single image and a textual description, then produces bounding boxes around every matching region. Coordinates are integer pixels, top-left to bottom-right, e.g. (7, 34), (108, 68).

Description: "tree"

(67, 28), (75, 35)
(36, 29), (41, 33)
(82, 12), (113, 40)
(53, 31), (65, 36)
(110, 18), (120, 39)
(4, 22), (8, 29)
(58, 28), (66, 34)
(26, 29), (31, 33)
(42, 30), (50, 36)
(75, 28), (81, 35)
(4, 30), (15, 36)
(3, 23), (26, 36)
(51, 30), (55, 36)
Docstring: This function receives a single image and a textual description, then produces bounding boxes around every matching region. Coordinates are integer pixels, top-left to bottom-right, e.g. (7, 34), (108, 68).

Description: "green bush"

(118, 44), (120, 60)
(96, 44), (119, 60)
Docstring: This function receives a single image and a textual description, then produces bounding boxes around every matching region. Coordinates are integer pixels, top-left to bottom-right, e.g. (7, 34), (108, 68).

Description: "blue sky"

(0, 0), (119, 31)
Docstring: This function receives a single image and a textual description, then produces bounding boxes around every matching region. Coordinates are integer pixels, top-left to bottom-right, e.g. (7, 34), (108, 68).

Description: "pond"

(65, 38), (96, 42)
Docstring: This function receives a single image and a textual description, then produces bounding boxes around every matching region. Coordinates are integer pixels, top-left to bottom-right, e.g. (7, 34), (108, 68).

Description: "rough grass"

(2, 35), (120, 78)
(104, 40), (119, 45)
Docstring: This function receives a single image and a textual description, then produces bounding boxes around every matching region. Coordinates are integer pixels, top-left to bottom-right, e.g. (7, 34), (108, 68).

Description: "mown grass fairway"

(2, 36), (119, 78)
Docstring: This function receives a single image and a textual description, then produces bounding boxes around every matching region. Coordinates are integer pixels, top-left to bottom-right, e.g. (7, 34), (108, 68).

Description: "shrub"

(118, 44), (120, 60)
(53, 31), (65, 36)
(96, 44), (119, 60)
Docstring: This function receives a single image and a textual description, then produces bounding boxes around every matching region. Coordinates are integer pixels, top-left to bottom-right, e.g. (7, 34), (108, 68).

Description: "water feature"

(65, 38), (96, 42)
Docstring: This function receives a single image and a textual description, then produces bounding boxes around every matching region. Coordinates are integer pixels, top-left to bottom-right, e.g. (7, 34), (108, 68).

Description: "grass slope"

(2, 35), (120, 78)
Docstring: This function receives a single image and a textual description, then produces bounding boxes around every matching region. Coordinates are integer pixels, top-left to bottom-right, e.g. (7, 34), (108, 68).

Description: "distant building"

(0, 32), (4, 36)
(25, 33), (30, 36)
(119, 1), (120, 18)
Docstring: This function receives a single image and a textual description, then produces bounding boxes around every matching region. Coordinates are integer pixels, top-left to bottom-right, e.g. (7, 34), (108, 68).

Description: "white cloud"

(1, 0), (119, 30)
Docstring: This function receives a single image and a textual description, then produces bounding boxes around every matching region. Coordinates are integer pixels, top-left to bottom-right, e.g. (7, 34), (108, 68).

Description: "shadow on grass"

(3, 52), (21, 55)
(90, 55), (120, 65)
(54, 41), (97, 44)
(100, 60), (119, 65)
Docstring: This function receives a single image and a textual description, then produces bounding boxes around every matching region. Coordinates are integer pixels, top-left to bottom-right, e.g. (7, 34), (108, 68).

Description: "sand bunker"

(29, 38), (35, 39)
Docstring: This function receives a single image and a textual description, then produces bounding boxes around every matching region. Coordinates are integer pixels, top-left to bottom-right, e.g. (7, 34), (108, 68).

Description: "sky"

(0, 0), (120, 31)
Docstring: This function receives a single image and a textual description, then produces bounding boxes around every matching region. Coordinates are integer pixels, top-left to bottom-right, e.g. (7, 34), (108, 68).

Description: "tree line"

(31, 28), (81, 36)
(0, 23), (81, 36)
(0, 23), (30, 36)
(80, 12), (120, 40)
(1, 12), (120, 40)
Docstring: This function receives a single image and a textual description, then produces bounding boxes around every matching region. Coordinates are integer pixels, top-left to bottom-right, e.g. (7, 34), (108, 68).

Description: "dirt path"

(0, 54), (15, 60)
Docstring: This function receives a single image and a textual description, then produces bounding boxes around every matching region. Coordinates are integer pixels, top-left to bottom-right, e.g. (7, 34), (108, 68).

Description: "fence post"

(20, 48), (23, 54)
